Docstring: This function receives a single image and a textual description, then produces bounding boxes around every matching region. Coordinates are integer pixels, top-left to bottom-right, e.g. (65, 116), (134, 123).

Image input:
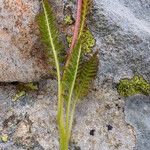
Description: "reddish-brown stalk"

(64, 0), (82, 69)
(68, 0), (82, 55)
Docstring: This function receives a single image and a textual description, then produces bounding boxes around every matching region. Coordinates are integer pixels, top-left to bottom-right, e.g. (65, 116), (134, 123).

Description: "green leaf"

(79, 0), (92, 38)
(38, 1), (63, 129)
(62, 41), (82, 141)
(37, 0), (65, 73)
(62, 41), (82, 101)
(74, 52), (99, 99)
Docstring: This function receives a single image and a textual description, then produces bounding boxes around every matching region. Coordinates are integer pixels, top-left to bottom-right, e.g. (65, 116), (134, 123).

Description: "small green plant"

(38, 0), (98, 149)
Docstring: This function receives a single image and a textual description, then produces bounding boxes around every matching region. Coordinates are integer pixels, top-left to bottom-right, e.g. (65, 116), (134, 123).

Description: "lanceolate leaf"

(79, 0), (92, 38)
(63, 41), (82, 101)
(62, 41), (82, 140)
(74, 52), (99, 99)
(37, 0), (64, 73)
(38, 1), (64, 133)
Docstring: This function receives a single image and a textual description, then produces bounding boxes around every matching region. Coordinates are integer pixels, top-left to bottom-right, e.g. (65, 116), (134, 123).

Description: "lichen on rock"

(67, 29), (95, 53)
(117, 75), (150, 97)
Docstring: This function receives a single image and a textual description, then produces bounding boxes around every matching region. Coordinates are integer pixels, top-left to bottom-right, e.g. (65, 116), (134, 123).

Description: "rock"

(90, 0), (150, 85)
(0, 0), (150, 149)
(14, 121), (30, 138)
(0, 0), (149, 82)
(0, 80), (135, 149)
(125, 95), (150, 150)
(0, 0), (65, 82)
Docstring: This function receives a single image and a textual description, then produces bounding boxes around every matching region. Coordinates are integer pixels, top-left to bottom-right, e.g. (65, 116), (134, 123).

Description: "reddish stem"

(68, 0), (82, 55)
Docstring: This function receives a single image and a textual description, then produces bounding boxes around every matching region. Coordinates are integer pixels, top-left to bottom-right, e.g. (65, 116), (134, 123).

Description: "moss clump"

(67, 29), (96, 53)
(117, 75), (150, 97)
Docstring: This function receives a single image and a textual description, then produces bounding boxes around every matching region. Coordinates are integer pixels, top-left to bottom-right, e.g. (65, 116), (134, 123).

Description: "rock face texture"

(0, 80), (135, 150)
(91, 0), (150, 85)
(0, 0), (150, 150)
(125, 95), (150, 150)
(0, 0), (65, 82)
(0, 0), (49, 82)
(0, 0), (150, 83)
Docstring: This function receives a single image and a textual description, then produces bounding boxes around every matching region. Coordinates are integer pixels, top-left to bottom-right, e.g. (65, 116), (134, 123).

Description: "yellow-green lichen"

(66, 35), (72, 47)
(66, 29), (96, 53)
(12, 91), (26, 102)
(17, 82), (38, 92)
(12, 83), (38, 101)
(117, 75), (150, 97)
(64, 15), (74, 25)
(81, 29), (96, 53)
(1, 134), (9, 143)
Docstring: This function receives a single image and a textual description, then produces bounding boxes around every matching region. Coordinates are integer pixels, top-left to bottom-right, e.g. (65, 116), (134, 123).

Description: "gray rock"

(125, 95), (150, 150)
(0, 0), (150, 149)
(0, 0), (48, 82)
(0, 0), (150, 83)
(0, 80), (135, 150)
(90, 0), (150, 85)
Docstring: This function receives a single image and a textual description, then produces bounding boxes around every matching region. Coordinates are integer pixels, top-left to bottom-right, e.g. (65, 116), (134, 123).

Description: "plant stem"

(68, 0), (82, 55)
(67, 98), (78, 146)
(59, 97), (78, 150)
(66, 45), (82, 136)
(59, 126), (69, 150)
(69, 97), (78, 135)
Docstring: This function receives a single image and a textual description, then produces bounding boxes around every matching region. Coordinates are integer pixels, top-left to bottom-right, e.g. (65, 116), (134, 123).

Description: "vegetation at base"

(37, 0), (98, 149)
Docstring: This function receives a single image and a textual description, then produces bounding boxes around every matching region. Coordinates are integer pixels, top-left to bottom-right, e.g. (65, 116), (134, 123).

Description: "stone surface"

(0, 0), (150, 149)
(125, 95), (150, 150)
(90, 0), (150, 85)
(0, 0), (47, 82)
(0, 80), (135, 150)
(0, 0), (66, 82)
(0, 0), (150, 83)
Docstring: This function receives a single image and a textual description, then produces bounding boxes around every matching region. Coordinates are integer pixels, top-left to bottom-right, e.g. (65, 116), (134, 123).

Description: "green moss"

(66, 29), (96, 53)
(117, 75), (150, 97)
